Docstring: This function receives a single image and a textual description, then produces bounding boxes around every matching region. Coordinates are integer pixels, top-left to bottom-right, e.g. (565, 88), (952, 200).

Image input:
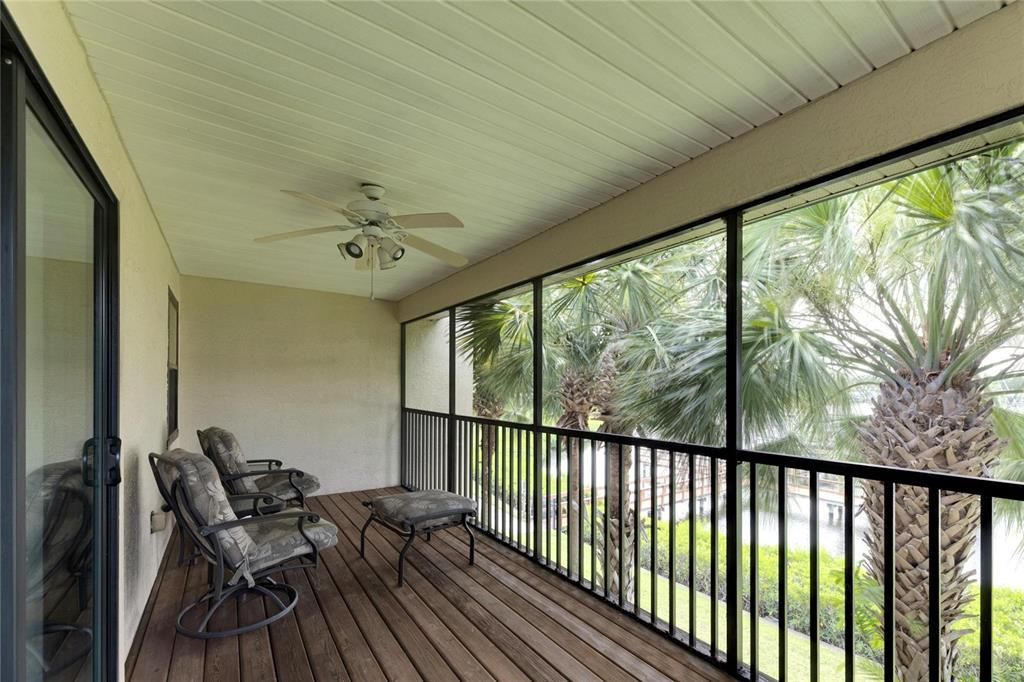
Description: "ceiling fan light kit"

(258, 184), (468, 276)
(342, 233), (367, 259)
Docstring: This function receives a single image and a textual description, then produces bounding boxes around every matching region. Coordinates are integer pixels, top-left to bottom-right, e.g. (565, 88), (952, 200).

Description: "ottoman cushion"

(368, 490), (476, 531)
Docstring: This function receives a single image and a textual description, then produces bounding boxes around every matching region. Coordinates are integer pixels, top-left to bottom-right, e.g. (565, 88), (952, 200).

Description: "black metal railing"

(401, 407), (1024, 682)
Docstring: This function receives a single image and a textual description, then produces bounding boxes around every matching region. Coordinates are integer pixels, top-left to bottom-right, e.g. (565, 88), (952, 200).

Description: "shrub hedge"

(638, 518), (1024, 681)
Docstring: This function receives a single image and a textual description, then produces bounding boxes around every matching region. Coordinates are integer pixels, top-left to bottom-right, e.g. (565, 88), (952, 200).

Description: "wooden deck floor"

(126, 488), (731, 682)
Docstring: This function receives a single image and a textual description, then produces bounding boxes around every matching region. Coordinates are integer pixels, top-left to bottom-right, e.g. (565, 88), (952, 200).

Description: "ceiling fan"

(256, 183), (469, 271)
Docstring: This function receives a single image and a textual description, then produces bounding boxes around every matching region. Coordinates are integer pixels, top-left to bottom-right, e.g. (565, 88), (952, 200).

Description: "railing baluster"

(750, 463), (759, 679)
(670, 451), (677, 637)
(604, 440), (610, 599)
(884, 481), (895, 682)
(928, 486), (940, 682)
(402, 410), (1024, 682)
(711, 455), (719, 656)
(779, 466), (787, 682)
(810, 472), (820, 682)
(557, 435), (563, 573)
(477, 422), (483, 526)
(518, 428), (523, 550)
(651, 448), (658, 624)
(502, 425), (508, 540)
(546, 432), (552, 567)
(577, 436), (584, 582)
(619, 442), (626, 609)
(590, 439), (596, 592)
(689, 452), (696, 648)
(980, 494), (992, 681)
(578, 438), (585, 584)
(503, 425), (507, 539)
(845, 476), (855, 682)
(635, 445), (642, 614)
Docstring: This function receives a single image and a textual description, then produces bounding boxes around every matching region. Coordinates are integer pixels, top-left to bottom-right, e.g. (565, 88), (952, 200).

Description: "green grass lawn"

(531, 531), (883, 680)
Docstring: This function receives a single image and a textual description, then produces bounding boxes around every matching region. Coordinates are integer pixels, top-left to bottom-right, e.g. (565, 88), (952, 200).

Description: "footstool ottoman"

(360, 490), (477, 586)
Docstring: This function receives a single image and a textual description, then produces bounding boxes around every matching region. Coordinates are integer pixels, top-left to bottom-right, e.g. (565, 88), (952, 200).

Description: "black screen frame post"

(1, 6), (121, 681)
(167, 288), (179, 446)
(0, 37), (28, 682)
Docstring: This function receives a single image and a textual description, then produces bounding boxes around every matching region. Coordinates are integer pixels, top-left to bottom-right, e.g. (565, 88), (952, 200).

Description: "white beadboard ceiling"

(65, 0), (1009, 300)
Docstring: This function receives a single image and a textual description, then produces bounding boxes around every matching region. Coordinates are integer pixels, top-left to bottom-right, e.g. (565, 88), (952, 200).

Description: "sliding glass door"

(2, 12), (120, 682)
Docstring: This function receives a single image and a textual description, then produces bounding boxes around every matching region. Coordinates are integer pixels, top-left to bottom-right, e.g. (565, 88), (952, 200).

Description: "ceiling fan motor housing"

(346, 198), (391, 223)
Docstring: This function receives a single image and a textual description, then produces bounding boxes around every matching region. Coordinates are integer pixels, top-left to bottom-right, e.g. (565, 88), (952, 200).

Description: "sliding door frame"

(1, 5), (121, 681)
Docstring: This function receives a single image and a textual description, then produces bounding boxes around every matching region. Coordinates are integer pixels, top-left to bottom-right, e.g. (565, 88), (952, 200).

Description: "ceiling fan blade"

(390, 212), (464, 229)
(254, 225), (352, 243)
(281, 189), (365, 223)
(401, 234), (469, 267)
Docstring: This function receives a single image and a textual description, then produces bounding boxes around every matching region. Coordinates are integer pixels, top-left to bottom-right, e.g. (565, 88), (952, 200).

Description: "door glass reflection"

(24, 108), (96, 681)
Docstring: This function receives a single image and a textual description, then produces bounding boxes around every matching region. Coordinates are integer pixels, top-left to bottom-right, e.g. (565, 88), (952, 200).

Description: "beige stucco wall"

(398, 2), (1024, 321)
(6, 1), (183, 674)
(178, 276), (401, 494)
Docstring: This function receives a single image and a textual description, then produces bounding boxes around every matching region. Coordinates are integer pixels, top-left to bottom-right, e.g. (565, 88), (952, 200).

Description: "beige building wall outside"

(399, 3), (1024, 321)
(178, 276), (401, 495)
(405, 315), (474, 415)
(6, 2), (183, 674)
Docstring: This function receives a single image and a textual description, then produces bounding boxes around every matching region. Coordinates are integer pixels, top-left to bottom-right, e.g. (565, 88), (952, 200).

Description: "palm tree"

(456, 140), (1024, 679)
(456, 257), (682, 601)
(617, 141), (1024, 680)
(454, 294), (532, 527)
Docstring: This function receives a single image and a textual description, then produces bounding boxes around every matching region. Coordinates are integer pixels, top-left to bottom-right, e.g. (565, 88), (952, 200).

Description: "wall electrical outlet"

(150, 510), (167, 533)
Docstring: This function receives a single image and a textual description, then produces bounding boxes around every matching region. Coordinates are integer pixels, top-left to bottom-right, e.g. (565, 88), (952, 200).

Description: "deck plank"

(348, 490), (601, 682)
(307, 498), (460, 682)
(289, 567), (349, 681)
(236, 592), (275, 682)
(329, 495), (561, 681)
(129, 534), (189, 682)
(326, 492), (531, 681)
(202, 585), (240, 682)
(127, 489), (733, 682)
(320, 494), (504, 681)
(167, 557), (208, 682)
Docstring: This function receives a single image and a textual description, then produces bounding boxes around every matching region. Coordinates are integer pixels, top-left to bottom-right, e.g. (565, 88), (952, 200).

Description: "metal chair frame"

(359, 502), (476, 587)
(149, 452), (324, 639)
(197, 429), (312, 507)
(25, 469), (93, 674)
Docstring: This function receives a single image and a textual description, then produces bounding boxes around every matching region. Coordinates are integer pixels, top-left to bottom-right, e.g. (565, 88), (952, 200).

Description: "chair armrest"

(227, 492), (287, 516)
(245, 458), (283, 470)
(221, 468), (306, 482)
(200, 510), (321, 536)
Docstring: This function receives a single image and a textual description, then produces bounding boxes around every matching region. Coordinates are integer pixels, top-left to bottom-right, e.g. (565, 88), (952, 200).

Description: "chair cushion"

(197, 427), (258, 494)
(171, 449), (255, 568)
(254, 472), (321, 501)
(246, 516), (338, 575)
(368, 490), (476, 531)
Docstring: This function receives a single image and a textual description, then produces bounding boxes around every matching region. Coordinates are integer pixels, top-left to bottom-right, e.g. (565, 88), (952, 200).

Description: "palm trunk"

(474, 395), (504, 533)
(859, 378), (1001, 681)
(558, 414), (585, 578)
(604, 435), (636, 605)
(480, 424), (494, 529)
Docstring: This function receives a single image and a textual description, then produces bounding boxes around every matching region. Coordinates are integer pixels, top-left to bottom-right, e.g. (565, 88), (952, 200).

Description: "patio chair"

(25, 459), (93, 675)
(197, 426), (320, 507)
(149, 449), (338, 639)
